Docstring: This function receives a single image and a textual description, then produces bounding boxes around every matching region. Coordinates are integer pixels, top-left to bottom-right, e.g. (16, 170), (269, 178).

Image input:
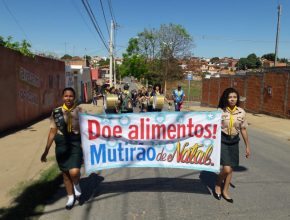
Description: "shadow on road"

(199, 166), (248, 192)
(78, 173), (211, 206)
(0, 174), (63, 220)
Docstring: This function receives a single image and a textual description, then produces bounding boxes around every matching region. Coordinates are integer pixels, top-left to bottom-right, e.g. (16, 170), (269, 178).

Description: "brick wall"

(0, 46), (65, 132)
(202, 68), (290, 118)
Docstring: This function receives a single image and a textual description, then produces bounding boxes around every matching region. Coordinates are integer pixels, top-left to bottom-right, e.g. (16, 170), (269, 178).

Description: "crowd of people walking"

(40, 83), (250, 209)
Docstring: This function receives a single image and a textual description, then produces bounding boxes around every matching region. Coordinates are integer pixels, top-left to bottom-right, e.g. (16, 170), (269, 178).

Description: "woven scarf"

(62, 103), (76, 133)
(226, 106), (237, 135)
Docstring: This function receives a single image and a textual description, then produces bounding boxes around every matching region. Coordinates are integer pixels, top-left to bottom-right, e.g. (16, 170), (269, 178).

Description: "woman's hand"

(41, 151), (48, 162)
(245, 146), (251, 158)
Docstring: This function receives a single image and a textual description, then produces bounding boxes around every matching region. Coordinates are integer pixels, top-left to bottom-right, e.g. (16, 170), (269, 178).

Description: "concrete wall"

(201, 68), (290, 118)
(0, 46), (65, 132)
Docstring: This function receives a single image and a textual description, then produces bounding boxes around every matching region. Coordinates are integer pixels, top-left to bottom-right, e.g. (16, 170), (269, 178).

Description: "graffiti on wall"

(19, 67), (41, 88)
(18, 89), (39, 105)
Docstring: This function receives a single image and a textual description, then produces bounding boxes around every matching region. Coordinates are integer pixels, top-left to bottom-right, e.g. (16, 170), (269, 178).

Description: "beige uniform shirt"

(221, 107), (248, 136)
(50, 106), (82, 135)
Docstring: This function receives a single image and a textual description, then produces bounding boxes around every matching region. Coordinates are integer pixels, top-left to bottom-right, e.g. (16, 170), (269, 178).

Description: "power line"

(2, 0), (30, 41)
(70, 0), (96, 40)
(84, 0), (108, 48)
(99, 0), (110, 37)
(81, 0), (109, 52)
(107, 0), (116, 23)
(197, 34), (290, 44)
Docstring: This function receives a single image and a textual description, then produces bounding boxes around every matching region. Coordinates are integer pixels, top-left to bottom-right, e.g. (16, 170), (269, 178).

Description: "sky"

(1, 0), (290, 59)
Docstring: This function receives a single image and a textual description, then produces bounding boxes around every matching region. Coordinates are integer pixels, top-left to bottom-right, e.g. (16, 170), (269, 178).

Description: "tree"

(279, 58), (289, 63)
(121, 23), (194, 87)
(157, 23), (194, 93)
(126, 38), (140, 56)
(261, 53), (275, 61)
(246, 53), (261, 69)
(236, 58), (249, 70)
(210, 57), (219, 63)
(1, 35), (34, 57)
(236, 53), (261, 70)
(98, 58), (110, 67)
(84, 55), (91, 66)
(19, 40), (33, 57)
(61, 54), (73, 60)
(137, 28), (158, 60)
(0, 36), (4, 46)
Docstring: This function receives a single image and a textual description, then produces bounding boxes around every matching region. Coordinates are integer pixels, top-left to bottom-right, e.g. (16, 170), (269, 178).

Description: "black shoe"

(222, 194), (233, 203)
(213, 191), (221, 200)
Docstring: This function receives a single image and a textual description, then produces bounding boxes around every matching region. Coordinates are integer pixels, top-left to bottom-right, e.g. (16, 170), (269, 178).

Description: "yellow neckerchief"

(226, 106), (237, 135)
(123, 90), (129, 95)
(177, 90), (182, 97)
(155, 90), (160, 95)
(62, 103), (76, 133)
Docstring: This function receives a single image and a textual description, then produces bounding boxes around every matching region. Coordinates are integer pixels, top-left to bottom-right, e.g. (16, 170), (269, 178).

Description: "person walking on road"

(214, 87), (251, 203)
(41, 87), (83, 210)
(172, 84), (185, 111)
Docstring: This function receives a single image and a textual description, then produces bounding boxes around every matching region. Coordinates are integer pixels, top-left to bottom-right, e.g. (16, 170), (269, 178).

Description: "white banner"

(79, 111), (221, 175)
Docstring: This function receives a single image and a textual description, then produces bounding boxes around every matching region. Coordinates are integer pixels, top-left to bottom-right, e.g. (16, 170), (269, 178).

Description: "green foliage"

(210, 57), (219, 63)
(119, 54), (148, 80)
(61, 54), (72, 59)
(0, 163), (62, 220)
(98, 58), (110, 67)
(121, 23), (194, 86)
(126, 38), (140, 56)
(0, 36), (4, 45)
(279, 58), (289, 63)
(236, 53), (261, 70)
(262, 53), (289, 64)
(0, 35), (34, 57)
(261, 53), (275, 61)
(84, 55), (91, 66)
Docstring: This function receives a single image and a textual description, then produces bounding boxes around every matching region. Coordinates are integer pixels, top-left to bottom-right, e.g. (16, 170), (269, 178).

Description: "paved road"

(38, 110), (290, 219)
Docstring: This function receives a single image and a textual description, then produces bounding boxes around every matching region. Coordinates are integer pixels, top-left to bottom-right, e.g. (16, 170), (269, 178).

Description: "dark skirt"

(54, 134), (83, 171)
(220, 132), (240, 167)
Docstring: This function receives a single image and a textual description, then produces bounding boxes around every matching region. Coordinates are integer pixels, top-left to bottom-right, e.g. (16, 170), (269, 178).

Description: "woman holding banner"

(214, 87), (251, 203)
(41, 87), (83, 210)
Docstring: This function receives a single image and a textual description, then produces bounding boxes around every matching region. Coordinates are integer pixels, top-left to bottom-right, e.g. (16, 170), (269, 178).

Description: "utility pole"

(84, 48), (87, 67)
(114, 58), (117, 86)
(109, 20), (114, 87)
(274, 4), (282, 67)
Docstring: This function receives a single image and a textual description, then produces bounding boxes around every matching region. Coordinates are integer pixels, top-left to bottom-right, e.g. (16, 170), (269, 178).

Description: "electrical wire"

(70, 0), (96, 40)
(99, 0), (110, 37)
(107, 0), (116, 24)
(1, 0), (30, 41)
(81, 0), (109, 52)
(84, 0), (108, 49)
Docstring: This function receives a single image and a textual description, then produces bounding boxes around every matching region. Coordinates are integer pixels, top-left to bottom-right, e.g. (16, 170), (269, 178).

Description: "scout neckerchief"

(226, 106), (237, 135)
(123, 89), (129, 95)
(62, 103), (76, 133)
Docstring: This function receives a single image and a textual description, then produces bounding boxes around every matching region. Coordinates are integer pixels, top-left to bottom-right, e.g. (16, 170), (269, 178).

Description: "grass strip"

(0, 163), (62, 220)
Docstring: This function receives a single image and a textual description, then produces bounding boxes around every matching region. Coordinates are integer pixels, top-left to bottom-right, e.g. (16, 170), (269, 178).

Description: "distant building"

(262, 59), (287, 68)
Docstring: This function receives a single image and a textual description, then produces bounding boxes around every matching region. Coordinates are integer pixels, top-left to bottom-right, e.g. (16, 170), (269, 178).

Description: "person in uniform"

(213, 87), (251, 203)
(172, 85), (185, 111)
(41, 87), (83, 210)
(119, 84), (133, 113)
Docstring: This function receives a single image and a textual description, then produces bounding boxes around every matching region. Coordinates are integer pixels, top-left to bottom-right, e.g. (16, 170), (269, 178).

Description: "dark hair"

(153, 83), (161, 91)
(62, 87), (76, 97)
(124, 84), (129, 90)
(218, 87), (240, 109)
